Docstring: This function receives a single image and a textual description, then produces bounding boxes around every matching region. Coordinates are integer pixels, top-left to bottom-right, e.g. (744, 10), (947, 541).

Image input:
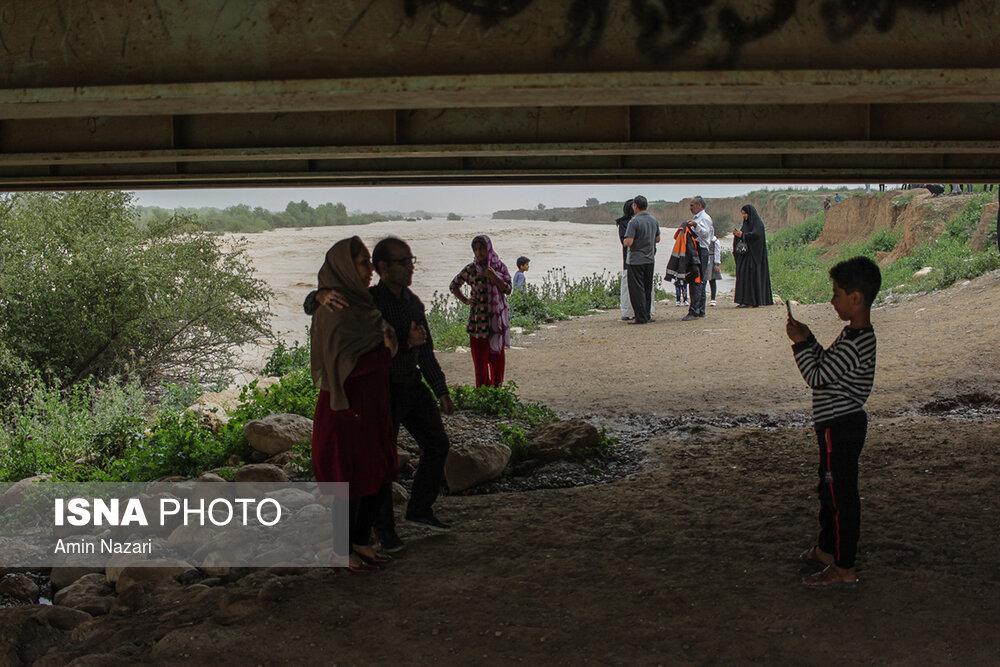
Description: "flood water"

(234, 216), (734, 347)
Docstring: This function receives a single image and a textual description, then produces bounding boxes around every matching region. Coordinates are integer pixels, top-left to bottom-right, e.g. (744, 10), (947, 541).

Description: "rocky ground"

(2, 270), (999, 665)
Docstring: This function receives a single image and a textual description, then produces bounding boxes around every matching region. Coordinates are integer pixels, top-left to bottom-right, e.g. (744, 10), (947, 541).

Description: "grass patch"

(450, 382), (557, 426)
(429, 268), (666, 349)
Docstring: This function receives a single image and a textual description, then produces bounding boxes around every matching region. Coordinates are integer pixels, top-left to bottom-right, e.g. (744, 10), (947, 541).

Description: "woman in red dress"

(310, 236), (398, 573)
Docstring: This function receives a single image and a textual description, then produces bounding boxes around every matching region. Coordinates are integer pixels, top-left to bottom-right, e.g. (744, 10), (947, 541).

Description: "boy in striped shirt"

(786, 256), (881, 589)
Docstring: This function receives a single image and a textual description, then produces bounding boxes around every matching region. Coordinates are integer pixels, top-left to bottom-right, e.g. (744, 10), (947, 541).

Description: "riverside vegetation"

(721, 191), (999, 304)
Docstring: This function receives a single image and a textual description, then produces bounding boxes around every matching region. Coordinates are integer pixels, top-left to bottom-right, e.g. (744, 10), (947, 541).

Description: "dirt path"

(6, 272), (1000, 665)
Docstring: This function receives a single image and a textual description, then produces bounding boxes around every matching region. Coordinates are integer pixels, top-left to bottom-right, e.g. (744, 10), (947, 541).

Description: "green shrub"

(498, 423), (530, 462)
(106, 411), (240, 481)
(0, 375), (149, 482)
(768, 213), (826, 250)
(263, 337), (311, 377)
(891, 192), (915, 209)
(450, 382), (557, 426)
(230, 368), (319, 422)
(0, 191), (272, 388)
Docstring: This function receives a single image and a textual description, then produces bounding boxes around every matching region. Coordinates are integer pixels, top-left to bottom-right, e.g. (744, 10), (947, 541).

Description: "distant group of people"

(616, 195), (773, 320)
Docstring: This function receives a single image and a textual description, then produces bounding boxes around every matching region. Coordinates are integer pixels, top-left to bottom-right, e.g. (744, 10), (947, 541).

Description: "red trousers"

(470, 336), (505, 387)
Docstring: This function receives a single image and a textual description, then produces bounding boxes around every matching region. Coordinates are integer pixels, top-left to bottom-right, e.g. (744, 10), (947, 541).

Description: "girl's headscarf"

(472, 234), (512, 355)
(739, 204), (768, 264)
(310, 236), (388, 410)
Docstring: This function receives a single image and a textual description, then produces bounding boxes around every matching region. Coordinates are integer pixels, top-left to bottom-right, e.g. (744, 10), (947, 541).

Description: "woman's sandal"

(801, 565), (858, 590)
(800, 545), (834, 568)
(352, 545), (392, 566)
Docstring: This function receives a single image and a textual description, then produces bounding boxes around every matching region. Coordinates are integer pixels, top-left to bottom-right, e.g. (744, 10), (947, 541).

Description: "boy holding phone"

(786, 256), (881, 589)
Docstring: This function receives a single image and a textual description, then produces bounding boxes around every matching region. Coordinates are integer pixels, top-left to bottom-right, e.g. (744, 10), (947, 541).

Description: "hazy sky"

(131, 183), (853, 216)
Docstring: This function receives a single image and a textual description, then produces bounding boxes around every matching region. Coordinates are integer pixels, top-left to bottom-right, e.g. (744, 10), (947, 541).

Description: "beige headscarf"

(310, 237), (388, 410)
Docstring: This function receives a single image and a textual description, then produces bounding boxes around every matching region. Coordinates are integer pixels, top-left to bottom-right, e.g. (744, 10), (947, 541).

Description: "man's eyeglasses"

(388, 256), (416, 266)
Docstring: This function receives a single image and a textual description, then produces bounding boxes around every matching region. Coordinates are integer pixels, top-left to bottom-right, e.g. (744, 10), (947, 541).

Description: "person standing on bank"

(310, 236), (398, 573)
(733, 204), (774, 308)
(682, 196), (714, 321)
(616, 199), (636, 320)
(450, 235), (513, 387)
(306, 237), (456, 551)
(623, 195), (661, 324)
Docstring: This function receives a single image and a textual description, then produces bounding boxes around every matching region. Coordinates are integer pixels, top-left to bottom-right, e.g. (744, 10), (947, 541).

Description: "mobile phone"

(785, 301), (793, 319)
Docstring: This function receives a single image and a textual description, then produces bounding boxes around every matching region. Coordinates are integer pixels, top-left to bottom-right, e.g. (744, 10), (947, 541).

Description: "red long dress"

(311, 345), (397, 499)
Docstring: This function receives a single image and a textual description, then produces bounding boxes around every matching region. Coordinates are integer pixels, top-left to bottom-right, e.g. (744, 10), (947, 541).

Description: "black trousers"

(687, 245), (709, 317)
(375, 379), (450, 532)
(814, 411), (868, 569)
(626, 262), (654, 323)
(332, 483), (389, 556)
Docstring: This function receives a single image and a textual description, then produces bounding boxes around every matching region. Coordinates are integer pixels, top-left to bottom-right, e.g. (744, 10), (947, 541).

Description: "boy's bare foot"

(800, 545), (835, 567)
(802, 564), (858, 589)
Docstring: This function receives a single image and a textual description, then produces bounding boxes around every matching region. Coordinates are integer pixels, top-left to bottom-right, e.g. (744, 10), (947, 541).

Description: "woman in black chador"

(732, 204), (774, 307)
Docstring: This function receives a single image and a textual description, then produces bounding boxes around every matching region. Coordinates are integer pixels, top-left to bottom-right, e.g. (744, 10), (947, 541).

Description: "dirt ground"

(5, 271), (1000, 665)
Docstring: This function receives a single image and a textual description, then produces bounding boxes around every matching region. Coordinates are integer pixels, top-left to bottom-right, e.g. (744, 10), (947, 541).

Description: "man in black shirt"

(305, 237), (455, 551)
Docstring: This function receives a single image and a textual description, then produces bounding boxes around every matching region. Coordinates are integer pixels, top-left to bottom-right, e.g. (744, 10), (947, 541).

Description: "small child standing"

(786, 256), (881, 590)
(673, 277), (688, 306)
(513, 256), (529, 290)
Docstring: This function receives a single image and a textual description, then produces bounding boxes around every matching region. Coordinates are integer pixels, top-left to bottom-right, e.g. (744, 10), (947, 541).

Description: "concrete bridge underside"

(1, 1), (999, 190)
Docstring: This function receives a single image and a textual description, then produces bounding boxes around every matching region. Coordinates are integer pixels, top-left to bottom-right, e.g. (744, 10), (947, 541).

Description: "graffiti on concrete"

(401, 0), (968, 65)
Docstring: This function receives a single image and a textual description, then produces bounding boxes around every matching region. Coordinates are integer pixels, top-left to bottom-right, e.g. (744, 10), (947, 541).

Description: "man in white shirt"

(682, 196), (714, 321)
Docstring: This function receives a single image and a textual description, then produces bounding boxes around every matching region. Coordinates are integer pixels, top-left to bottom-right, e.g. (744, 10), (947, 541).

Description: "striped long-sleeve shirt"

(792, 326), (877, 423)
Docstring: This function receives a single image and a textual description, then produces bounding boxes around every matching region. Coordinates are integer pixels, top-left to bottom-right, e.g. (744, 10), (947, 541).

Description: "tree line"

(138, 200), (389, 233)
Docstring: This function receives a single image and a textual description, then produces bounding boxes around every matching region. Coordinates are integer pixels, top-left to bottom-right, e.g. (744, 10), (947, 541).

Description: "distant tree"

(537, 203), (546, 210)
(447, 212), (462, 221)
(586, 197), (600, 207)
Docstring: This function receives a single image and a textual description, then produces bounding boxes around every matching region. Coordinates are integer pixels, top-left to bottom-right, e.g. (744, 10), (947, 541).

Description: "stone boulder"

(525, 419), (599, 462)
(265, 487), (315, 510)
(391, 481), (409, 504)
(53, 572), (113, 616)
(244, 413), (313, 455)
(49, 566), (105, 592)
(0, 573), (39, 602)
(233, 463), (288, 483)
(187, 401), (230, 433)
(445, 441), (511, 492)
(0, 474), (52, 510)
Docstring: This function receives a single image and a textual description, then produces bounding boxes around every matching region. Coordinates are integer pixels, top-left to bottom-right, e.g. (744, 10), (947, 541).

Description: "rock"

(36, 604), (94, 630)
(115, 565), (187, 595)
(186, 401), (230, 433)
(257, 578), (284, 602)
(50, 567), (105, 592)
(0, 573), (39, 602)
(106, 558), (192, 585)
(191, 528), (259, 562)
(196, 472), (227, 483)
(190, 387), (242, 411)
(267, 450), (298, 466)
(445, 441), (511, 492)
(167, 524), (216, 554)
(53, 573), (113, 616)
(243, 413), (313, 455)
(264, 487), (315, 510)
(0, 474), (52, 510)
(233, 463), (288, 483)
(525, 419), (599, 462)
(391, 481), (409, 504)
(913, 266), (933, 278)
